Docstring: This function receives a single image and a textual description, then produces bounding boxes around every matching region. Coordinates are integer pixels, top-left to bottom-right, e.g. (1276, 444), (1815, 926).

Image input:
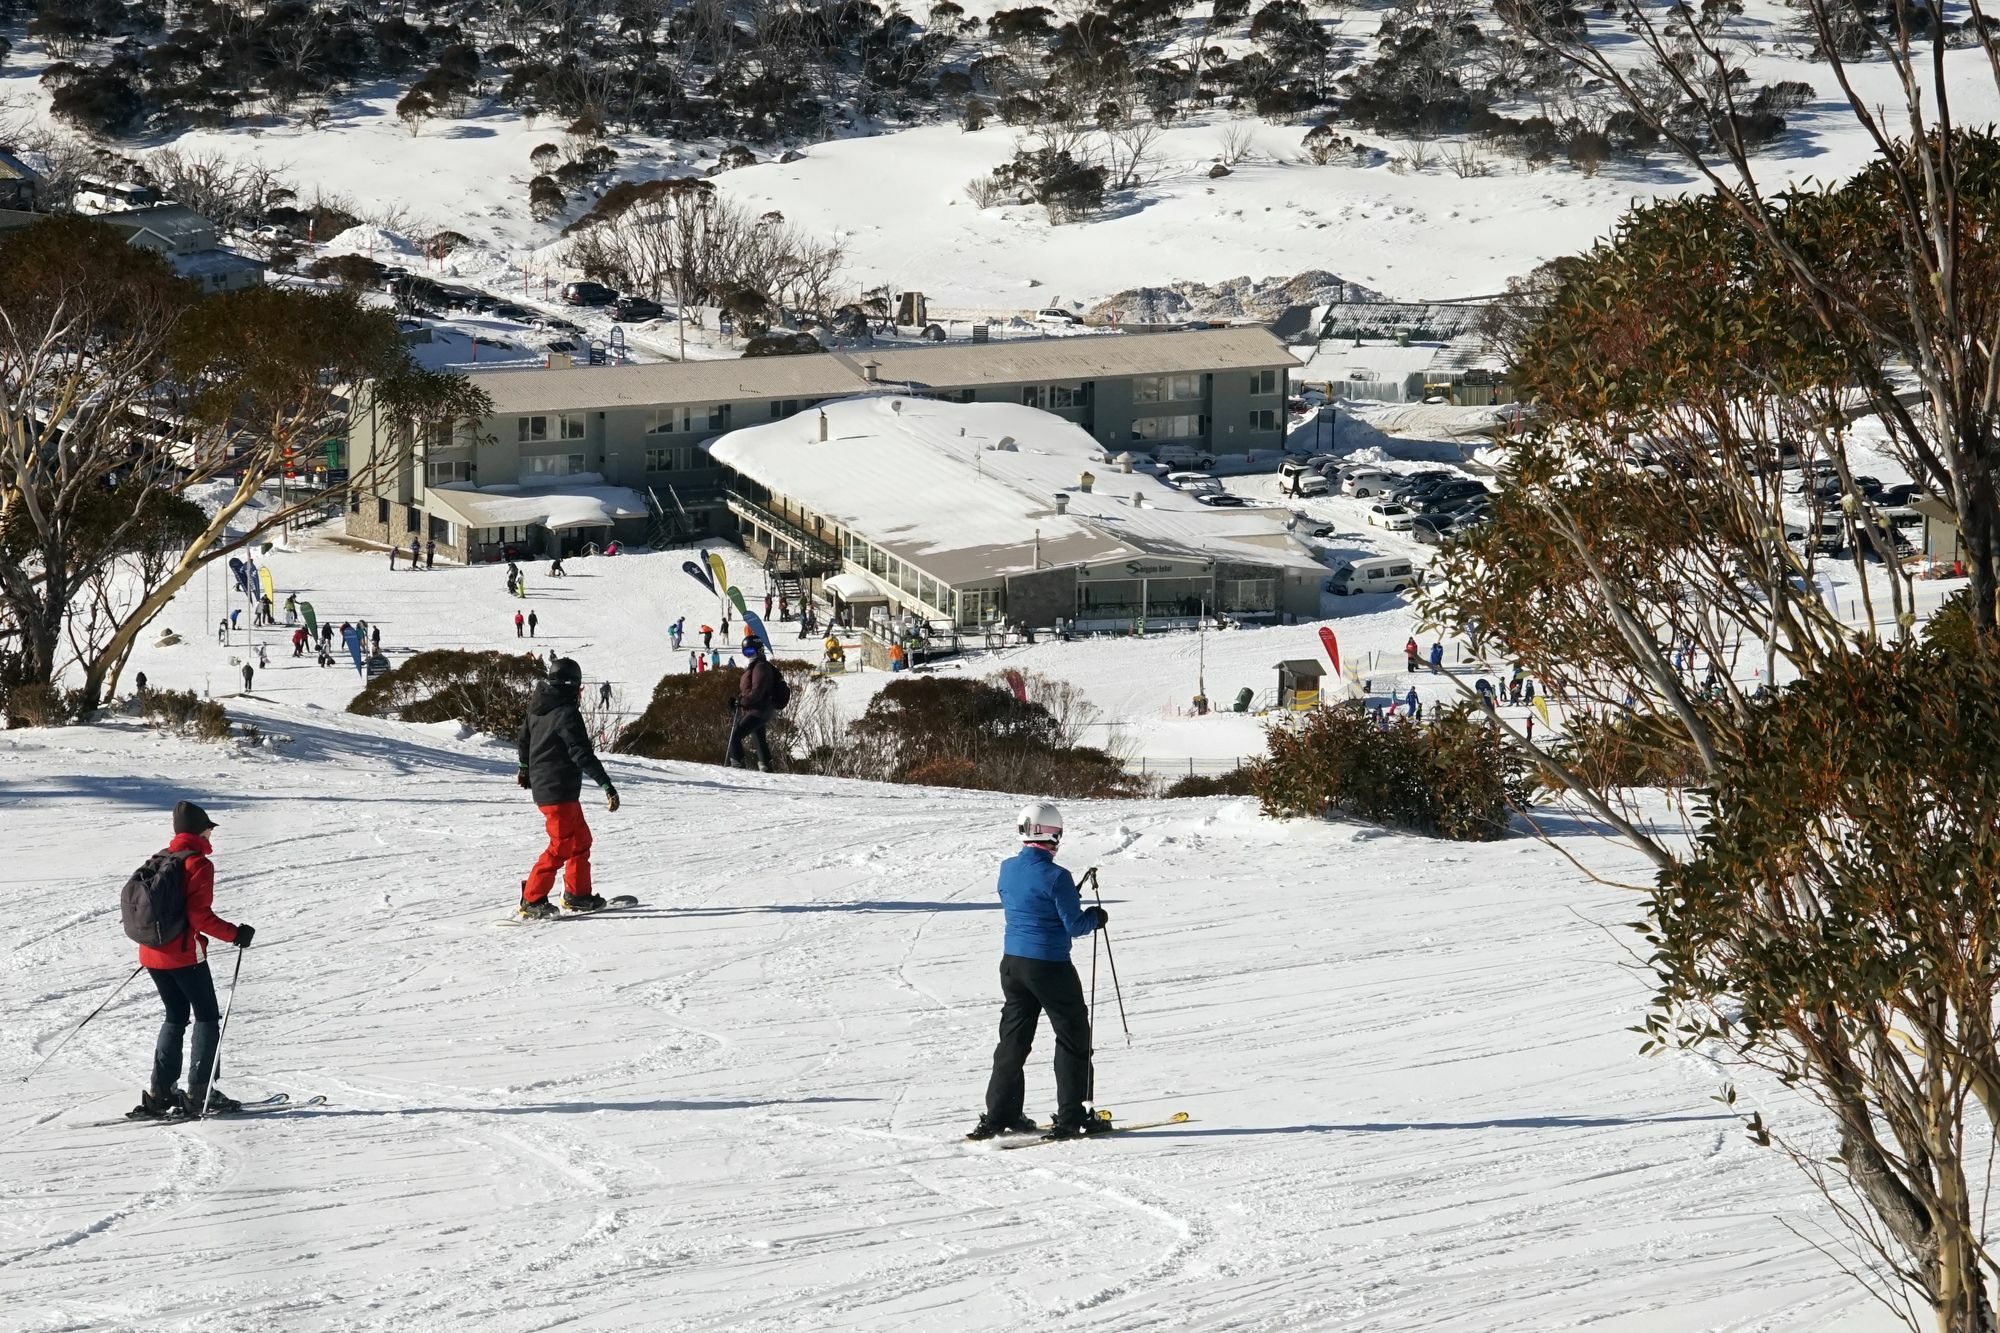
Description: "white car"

(1343, 470), (1397, 498)
(1166, 471), (1221, 493)
(1034, 307), (1083, 325)
(1366, 502), (1415, 530)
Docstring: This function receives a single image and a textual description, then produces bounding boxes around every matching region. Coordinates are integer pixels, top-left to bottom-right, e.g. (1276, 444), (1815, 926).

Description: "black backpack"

(121, 849), (194, 948)
(768, 664), (792, 711)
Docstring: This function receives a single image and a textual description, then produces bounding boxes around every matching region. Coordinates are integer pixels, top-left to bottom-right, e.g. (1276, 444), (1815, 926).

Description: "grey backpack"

(121, 849), (194, 948)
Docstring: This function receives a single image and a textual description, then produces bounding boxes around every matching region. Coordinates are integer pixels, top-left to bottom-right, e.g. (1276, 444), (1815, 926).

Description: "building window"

(426, 459), (472, 486)
(1021, 386), (1043, 409)
(1132, 373), (1204, 404)
(429, 421), (455, 449)
(1131, 414), (1207, 442)
(517, 415), (547, 443)
(523, 453), (586, 478)
(1020, 384), (1085, 411)
(1248, 409), (1278, 432)
(1220, 578), (1277, 612)
(1249, 369), (1278, 396)
(376, 497), (389, 524)
(428, 515), (454, 544)
(405, 506), (421, 534)
(645, 446), (698, 472)
(559, 412), (586, 441)
(767, 399), (802, 420)
(706, 403), (731, 431)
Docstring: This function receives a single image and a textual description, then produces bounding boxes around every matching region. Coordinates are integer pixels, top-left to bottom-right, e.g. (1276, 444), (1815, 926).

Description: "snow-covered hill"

(1, 703), (1883, 1330)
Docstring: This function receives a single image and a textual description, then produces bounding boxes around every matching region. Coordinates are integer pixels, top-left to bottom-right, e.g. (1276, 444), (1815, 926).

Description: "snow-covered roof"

(706, 397), (1321, 585)
(424, 481), (647, 532)
(466, 356), (873, 416)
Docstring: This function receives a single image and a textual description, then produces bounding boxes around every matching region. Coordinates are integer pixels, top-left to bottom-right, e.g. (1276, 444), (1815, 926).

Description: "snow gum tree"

(1424, 125), (2000, 1333)
(0, 216), (488, 718)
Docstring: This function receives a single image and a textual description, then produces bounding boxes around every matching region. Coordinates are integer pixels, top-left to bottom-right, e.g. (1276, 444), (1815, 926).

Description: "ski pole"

(21, 964), (143, 1084)
(1089, 923), (1100, 1102)
(199, 948), (245, 1120)
(1082, 869), (1131, 1046)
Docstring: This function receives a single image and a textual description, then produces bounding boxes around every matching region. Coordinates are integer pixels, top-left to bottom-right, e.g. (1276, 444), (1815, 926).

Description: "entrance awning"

(825, 571), (889, 602)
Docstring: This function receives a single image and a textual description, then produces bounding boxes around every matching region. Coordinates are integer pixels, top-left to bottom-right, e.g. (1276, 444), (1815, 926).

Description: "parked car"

(1413, 481), (1490, 513)
(1327, 555), (1418, 596)
(613, 295), (664, 321)
(1410, 514), (1457, 545)
(490, 302), (533, 322)
(538, 315), (583, 334)
(561, 281), (617, 307)
(1166, 471), (1221, 493)
(1342, 470), (1397, 498)
(1152, 443), (1216, 471)
(1034, 306), (1083, 325)
(1195, 492), (1248, 507)
(1366, 502), (1416, 531)
(1386, 470), (1454, 499)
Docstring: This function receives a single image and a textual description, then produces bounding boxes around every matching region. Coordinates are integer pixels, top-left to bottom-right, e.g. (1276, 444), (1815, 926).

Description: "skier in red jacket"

(130, 801), (254, 1119)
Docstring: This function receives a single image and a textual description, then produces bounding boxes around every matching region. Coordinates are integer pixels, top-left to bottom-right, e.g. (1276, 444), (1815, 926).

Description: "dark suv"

(561, 281), (617, 307)
(613, 295), (663, 321)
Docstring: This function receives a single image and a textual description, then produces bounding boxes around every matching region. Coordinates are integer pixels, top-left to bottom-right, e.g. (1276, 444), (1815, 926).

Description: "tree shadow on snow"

(1142, 1112), (1735, 1138)
(273, 1094), (875, 1120)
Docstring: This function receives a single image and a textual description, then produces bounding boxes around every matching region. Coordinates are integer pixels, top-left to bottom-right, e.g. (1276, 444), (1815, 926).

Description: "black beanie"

(173, 800), (217, 834)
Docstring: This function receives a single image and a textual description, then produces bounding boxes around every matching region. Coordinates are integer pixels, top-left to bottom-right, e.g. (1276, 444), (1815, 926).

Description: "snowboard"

(495, 894), (640, 926)
(994, 1110), (1194, 1150)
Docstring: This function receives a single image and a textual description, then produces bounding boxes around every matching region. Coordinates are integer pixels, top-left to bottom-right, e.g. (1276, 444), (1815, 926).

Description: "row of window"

(517, 413), (587, 443)
(1020, 384), (1089, 410)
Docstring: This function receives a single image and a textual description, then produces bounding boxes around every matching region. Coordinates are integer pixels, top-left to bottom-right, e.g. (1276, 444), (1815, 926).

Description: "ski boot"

(1042, 1115), (1114, 1142)
(184, 1086), (242, 1116)
(125, 1088), (182, 1121)
(561, 892), (607, 913)
(965, 1113), (1041, 1141)
(518, 896), (559, 920)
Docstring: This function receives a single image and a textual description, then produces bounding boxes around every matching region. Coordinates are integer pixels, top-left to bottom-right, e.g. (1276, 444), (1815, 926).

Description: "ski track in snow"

(2, 638), (1893, 1328)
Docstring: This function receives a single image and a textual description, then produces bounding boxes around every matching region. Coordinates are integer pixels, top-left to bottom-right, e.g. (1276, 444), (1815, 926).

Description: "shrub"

(3, 683), (74, 728)
(1248, 701), (1528, 840)
(847, 676), (1138, 796)
(616, 660), (816, 765)
(347, 649), (546, 736)
(1162, 768), (1255, 798)
(140, 687), (231, 740)
(309, 253), (384, 287)
(989, 146), (1107, 222)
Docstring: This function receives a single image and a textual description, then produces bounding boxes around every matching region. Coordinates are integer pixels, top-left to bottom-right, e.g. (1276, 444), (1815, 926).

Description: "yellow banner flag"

(1533, 695), (1551, 726)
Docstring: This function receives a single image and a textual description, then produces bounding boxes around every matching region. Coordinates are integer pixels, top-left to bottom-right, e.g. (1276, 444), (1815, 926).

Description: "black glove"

(235, 924), (256, 949)
(1088, 907), (1109, 929)
(516, 767), (530, 789)
(605, 788), (621, 813)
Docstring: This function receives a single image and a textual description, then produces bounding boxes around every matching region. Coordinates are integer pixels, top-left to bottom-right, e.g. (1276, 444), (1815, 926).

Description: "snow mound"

(1087, 270), (1382, 325)
(319, 223), (421, 259)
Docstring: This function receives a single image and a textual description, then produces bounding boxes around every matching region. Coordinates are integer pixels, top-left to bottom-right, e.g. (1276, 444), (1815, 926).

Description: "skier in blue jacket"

(966, 801), (1109, 1142)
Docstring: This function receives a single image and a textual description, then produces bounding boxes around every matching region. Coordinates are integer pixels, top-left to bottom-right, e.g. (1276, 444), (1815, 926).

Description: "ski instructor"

(967, 801), (1109, 1142)
(516, 656), (618, 918)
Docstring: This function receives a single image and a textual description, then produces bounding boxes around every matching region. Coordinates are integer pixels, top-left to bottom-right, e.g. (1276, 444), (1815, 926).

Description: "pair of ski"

(495, 894), (640, 926)
(977, 1109), (1193, 1150)
(99, 1092), (328, 1129)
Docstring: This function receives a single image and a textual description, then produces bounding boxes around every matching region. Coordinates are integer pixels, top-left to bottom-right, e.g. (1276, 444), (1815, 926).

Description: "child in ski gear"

(670, 618), (684, 650)
(549, 554), (566, 576)
(1429, 642), (1444, 673)
(969, 802), (1108, 1142)
(389, 545), (399, 571)
(129, 800), (253, 1119)
(516, 657), (618, 916)
(726, 641), (783, 772)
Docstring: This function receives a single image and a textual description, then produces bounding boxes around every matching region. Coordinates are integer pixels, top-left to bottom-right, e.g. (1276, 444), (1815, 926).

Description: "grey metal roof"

(100, 204), (215, 248)
(0, 149), (38, 183)
(466, 355), (870, 415)
(843, 326), (1299, 389)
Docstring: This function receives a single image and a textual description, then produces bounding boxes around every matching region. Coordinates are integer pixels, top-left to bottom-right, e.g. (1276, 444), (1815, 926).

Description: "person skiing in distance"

(1405, 637), (1420, 673)
(720, 611), (731, 638)
(283, 594), (297, 626)
(424, 538), (435, 570)
(369, 625), (381, 655)
(515, 610), (525, 638)
(549, 552), (566, 577)
(292, 627), (307, 658)
(389, 544), (399, 571)
(127, 800), (253, 1119)
(408, 538), (420, 570)
(1428, 641), (1444, 674)
(726, 641), (784, 771)
(241, 663), (253, 693)
(763, 590), (774, 618)
(967, 801), (1109, 1142)
(598, 680), (612, 708)
(700, 624), (714, 650)
(669, 617), (684, 651)
(516, 657), (618, 918)
(1405, 685), (1420, 720)
(528, 610), (539, 638)
(256, 644), (269, 670)
(216, 617), (228, 644)
(135, 671), (148, 697)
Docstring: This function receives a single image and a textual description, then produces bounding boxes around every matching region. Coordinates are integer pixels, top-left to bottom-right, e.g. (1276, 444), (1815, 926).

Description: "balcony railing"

(725, 490), (842, 574)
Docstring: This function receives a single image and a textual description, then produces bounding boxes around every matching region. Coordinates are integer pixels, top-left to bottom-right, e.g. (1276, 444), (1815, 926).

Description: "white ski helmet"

(1017, 799), (1064, 846)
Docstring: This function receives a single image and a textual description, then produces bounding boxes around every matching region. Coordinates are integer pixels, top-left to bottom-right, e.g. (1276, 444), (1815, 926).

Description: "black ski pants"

(985, 954), (1092, 1128)
(726, 709), (774, 771)
(148, 962), (222, 1097)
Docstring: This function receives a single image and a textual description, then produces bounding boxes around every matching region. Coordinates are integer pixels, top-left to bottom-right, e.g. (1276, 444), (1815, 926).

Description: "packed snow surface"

(3, 704), (1887, 1330)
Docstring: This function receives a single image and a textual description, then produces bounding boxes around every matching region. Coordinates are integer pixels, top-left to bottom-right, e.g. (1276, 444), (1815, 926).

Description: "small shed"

(1275, 658), (1325, 711)
(1910, 493), (1962, 571)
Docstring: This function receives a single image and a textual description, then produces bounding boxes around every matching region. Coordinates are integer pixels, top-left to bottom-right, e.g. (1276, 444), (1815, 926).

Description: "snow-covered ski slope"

(3, 705), (1882, 1331)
